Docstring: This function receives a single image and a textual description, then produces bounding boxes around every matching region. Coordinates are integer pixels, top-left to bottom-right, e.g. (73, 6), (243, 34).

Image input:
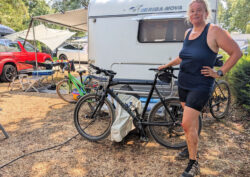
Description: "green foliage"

(22, 0), (54, 26)
(51, 0), (89, 12)
(23, 0), (53, 17)
(0, 0), (29, 31)
(228, 55), (250, 112)
(218, 0), (250, 33)
(0, 0), (53, 31)
(246, 24), (250, 34)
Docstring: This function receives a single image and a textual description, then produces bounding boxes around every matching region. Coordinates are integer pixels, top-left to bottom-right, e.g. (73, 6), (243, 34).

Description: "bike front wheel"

(148, 97), (202, 149)
(74, 93), (115, 141)
(209, 80), (231, 120)
(56, 79), (78, 103)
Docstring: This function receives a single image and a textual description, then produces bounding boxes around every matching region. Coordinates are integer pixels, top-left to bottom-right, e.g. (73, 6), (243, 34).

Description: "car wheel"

(0, 64), (17, 82)
(59, 54), (68, 60)
(45, 58), (52, 63)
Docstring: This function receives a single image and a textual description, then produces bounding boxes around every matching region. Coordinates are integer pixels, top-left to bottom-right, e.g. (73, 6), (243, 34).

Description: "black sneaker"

(176, 147), (189, 160)
(176, 148), (199, 160)
(180, 161), (200, 177)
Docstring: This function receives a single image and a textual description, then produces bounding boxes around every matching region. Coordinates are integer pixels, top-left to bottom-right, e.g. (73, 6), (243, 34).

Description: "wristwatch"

(217, 70), (224, 77)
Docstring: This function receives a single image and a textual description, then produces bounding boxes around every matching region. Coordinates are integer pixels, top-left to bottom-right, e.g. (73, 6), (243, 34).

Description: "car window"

(0, 43), (6, 52)
(138, 19), (190, 43)
(63, 45), (76, 50)
(5, 42), (21, 52)
(24, 43), (35, 52)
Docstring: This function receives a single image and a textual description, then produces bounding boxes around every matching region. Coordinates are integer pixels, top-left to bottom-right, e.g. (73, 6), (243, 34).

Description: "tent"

(5, 24), (76, 51)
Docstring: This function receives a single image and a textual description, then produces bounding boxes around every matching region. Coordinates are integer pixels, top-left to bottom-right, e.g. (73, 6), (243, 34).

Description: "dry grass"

(0, 80), (249, 177)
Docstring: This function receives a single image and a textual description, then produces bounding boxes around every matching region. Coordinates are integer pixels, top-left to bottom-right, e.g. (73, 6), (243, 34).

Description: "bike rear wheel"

(209, 80), (231, 119)
(148, 97), (202, 149)
(74, 93), (115, 141)
(56, 79), (78, 103)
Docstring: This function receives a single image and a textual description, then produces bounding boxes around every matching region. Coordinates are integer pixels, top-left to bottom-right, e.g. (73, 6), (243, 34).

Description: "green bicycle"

(56, 61), (97, 103)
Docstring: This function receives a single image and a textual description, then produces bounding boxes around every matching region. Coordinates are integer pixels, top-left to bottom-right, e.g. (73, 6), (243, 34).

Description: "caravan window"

(138, 19), (190, 43)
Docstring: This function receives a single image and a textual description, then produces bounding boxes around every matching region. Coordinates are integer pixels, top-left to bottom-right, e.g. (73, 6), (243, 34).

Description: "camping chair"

(9, 69), (33, 91)
(9, 60), (56, 92)
(24, 69), (55, 92)
(9, 69), (55, 92)
(0, 108), (9, 139)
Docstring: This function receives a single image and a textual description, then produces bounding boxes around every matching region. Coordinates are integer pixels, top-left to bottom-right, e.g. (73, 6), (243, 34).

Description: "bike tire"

(148, 97), (202, 149)
(209, 80), (231, 120)
(74, 93), (115, 141)
(56, 79), (77, 103)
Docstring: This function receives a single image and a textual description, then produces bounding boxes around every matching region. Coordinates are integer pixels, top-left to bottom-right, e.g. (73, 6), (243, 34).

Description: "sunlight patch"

(31, 162), (50, 177)
(201, 167), (219, 175)
(145, 142), (159, 148)
(69, 168), (87, 176)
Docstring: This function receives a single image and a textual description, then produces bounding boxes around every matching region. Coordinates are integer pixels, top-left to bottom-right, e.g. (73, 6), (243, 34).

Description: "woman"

(158, 0), (242, 176)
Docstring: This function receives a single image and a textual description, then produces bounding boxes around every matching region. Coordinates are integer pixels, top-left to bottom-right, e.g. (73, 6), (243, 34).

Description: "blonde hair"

(187, 0), (211, 23)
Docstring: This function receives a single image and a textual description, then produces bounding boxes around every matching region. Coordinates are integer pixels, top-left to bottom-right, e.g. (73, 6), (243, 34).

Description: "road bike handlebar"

(89, 64), (117, 76)
(149, 67), (179, 79)
(149, 66), (180, 72)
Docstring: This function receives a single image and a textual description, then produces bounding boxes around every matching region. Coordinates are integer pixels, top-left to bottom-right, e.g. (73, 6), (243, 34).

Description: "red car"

(0, 39), (52, 82)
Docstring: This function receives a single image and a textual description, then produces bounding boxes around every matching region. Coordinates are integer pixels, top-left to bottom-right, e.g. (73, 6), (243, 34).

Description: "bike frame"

(66, 73), (89, 96)
(91, 72), (179, 127)
(63, 61), (91, 97)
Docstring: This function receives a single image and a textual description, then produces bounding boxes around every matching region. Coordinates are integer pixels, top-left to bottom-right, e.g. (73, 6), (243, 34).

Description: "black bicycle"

(201, 55), (231, 119)
(74, 64), (202, 149)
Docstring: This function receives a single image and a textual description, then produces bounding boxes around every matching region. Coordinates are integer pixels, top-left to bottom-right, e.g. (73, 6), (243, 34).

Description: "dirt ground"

(0, 80), (249, 177)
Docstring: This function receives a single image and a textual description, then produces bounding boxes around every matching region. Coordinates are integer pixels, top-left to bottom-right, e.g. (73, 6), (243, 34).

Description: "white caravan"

(88, 0), (218, 80)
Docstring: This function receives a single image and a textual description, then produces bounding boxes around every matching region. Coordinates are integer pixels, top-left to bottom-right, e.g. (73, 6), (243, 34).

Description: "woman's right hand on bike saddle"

(158, 64), (173, 71)
(158, 65), (167, 71)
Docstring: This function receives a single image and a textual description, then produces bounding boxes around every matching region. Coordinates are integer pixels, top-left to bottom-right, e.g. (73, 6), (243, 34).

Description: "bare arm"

(201, 26), (242, 78)
(158, 57), (182, 70)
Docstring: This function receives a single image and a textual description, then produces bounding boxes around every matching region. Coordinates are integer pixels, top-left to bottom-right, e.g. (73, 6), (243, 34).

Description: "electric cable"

(0, 133), (79, 169)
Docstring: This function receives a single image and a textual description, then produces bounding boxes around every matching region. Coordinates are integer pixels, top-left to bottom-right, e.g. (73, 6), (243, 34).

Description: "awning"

(33, 8), (88, 31)
(5, 24), (75, 51)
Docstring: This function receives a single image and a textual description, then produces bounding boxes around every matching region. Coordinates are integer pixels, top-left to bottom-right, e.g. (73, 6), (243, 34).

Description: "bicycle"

(73, 64), (202, 149)
(201, 56), (231, 120)
(201, 80), (230, 119)
(56, 61), (98, 103)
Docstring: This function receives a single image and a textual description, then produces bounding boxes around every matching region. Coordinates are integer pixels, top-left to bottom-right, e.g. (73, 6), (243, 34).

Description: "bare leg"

(182, 106), (200, 160)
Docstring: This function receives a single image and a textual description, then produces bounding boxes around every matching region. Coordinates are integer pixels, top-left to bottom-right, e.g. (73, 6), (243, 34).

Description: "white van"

(88, 0), (218, 81)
